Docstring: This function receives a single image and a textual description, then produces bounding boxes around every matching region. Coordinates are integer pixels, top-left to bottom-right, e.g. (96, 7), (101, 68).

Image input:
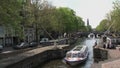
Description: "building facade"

(0, 26), (14, 47)
(0, 26), (35, 47)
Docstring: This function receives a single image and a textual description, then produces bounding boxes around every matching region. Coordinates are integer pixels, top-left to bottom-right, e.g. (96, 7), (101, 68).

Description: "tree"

(110, 0), (120, 32)
(96, 0), (120, 32)
(0, 0), (88, 40)
(56, 7), (78, 33)
(96, 19), (109, 31)
(0, 0), (23, 40)
(76, 16), (87, 31)
(0, 0), (22, 25)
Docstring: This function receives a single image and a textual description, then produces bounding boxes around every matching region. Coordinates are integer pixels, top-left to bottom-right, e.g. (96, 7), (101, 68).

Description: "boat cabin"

(66, 46), (88, 58)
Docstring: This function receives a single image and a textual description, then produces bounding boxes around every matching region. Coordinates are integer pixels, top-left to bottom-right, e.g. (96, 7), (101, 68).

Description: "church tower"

(87, 18), (89, 26)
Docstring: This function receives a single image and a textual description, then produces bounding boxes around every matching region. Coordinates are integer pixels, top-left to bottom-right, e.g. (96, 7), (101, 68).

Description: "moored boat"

(63, 45), (89, 66)
(88, 33), (95, 38)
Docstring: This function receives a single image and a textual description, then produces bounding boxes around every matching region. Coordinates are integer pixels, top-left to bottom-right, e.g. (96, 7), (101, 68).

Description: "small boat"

(88, 33), (95, 38)
(63, 45), (89, 66)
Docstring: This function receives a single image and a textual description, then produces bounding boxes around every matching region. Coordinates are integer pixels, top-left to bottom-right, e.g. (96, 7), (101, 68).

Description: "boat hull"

(64, 59), (86, 66)
(64, 56), (88, 66)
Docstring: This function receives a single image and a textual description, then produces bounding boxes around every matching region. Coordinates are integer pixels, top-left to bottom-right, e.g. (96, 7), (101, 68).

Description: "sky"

(47, 0), (114, 28)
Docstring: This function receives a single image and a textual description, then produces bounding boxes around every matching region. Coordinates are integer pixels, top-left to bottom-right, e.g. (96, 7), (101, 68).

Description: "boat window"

(66, 53), (72, 58)
(78, 53), (84, 57)
(78, 53), (82, 57)
(72, 53), (78, 58)
(73, 46), (82, 51)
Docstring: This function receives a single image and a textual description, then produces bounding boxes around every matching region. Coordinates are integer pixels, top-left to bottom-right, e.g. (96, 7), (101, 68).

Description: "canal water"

(39, 38), (100, 68)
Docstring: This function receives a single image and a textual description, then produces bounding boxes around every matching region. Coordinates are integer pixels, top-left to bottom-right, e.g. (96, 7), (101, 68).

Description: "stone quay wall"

(6, 49), (68, 68)
(1, 37), (77, 68)
(93, 48), (108, 63)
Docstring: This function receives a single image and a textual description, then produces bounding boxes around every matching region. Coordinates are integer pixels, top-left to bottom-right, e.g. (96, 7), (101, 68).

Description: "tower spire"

(87, 18), (89, 26)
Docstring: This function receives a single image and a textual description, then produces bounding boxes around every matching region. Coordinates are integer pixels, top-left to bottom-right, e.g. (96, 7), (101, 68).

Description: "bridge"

(72, 31), (104, 38)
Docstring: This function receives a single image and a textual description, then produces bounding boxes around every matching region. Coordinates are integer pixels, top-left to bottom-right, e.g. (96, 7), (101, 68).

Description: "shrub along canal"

(38, 38), (100, 68)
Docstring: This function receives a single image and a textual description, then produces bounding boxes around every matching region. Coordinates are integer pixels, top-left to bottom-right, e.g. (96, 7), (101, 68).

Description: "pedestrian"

(107, 43), (110, 49)
(93, 41), (97, 48)
(103, 43), (106, 49)
(119, 48), (120, 51)
(95, 41), (97, 46)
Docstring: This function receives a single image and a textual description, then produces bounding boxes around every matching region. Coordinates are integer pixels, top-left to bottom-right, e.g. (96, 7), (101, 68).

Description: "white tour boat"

(63, 45), (89, 66)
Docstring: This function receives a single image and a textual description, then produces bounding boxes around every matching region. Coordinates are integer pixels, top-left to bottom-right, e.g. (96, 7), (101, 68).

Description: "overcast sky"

(47, 0), (114, 28)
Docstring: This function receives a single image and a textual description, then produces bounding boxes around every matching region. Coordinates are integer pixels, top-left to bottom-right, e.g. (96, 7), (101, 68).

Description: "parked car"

(13, 42), (29, 49)
(0, 45), (3, 52)
(29, 41), (38, 47)
(40, 38), (51, 45)
(40, 38), (49, 43)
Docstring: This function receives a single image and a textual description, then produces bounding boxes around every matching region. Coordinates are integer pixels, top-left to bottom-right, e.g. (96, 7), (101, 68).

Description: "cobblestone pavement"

(91, 48), (120, 68)
(101, 48), (120, 68)
(102, 59), (120, 68)
(109, 48), (120, 59)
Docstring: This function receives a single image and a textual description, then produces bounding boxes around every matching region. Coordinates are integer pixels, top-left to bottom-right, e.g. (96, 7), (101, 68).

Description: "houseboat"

(63, 45), (89, 66)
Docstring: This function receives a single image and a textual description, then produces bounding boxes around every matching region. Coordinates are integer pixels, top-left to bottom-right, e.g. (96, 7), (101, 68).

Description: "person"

(103, 43), (106, 49)
(93, 41), (97, 48)
(107, 43), (110, 49)
(95, 41), (97, 46)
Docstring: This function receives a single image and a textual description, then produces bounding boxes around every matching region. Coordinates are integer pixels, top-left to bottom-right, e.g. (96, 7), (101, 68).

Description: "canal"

(39, 38), (100, 68)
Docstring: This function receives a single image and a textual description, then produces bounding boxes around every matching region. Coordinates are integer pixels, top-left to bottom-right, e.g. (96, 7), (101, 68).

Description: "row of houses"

(0, 26), (35, 47)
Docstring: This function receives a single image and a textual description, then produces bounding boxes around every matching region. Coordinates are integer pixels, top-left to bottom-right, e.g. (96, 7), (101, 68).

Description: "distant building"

(87, 18), (89, 26)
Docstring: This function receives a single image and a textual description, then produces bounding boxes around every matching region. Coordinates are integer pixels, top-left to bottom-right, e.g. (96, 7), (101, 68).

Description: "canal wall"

(93, 48), (108, 63)
(0, 37), (78, 68)
(5, 47), (69, 68)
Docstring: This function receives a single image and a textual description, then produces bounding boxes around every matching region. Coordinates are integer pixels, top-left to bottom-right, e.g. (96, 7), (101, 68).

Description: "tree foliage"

(96, 0), (120, 32)
(110, 0), (120, 32)
(96, 19), (109, 31)
(0, 0), (88, 40)
(0, 0), (23, 39)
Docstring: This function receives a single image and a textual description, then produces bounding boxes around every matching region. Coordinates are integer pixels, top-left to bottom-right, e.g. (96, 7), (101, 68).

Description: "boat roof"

(67, 45), (87, 54)
(72, 45), (83, 51)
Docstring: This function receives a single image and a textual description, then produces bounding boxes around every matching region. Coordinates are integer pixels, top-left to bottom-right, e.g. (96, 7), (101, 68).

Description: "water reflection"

(40, 38), (99, 68)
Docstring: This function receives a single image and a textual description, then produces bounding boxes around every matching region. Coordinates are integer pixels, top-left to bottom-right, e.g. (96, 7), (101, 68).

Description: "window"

(66, 53), (72, 58)
(72, 53), (78, 58)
